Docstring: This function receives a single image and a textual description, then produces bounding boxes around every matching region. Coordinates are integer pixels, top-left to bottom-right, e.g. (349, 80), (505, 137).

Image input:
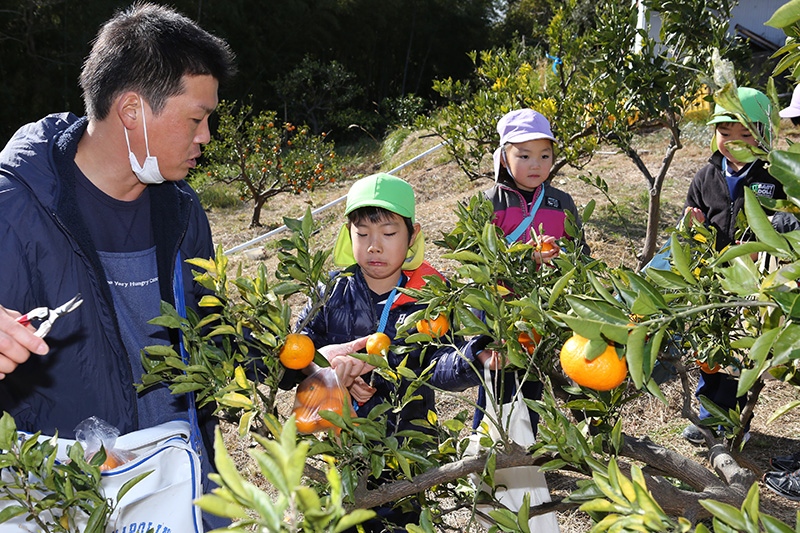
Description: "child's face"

(350, 212), (421, 293)
(501, 139), (554, 191)
(715, 121), (759, 171)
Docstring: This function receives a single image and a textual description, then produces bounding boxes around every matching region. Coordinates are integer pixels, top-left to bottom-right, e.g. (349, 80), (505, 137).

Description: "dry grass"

(208, 125), (800, 530)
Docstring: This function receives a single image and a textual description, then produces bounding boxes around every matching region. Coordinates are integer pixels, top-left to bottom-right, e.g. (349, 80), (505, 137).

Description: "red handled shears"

(16, 294), (84, 338)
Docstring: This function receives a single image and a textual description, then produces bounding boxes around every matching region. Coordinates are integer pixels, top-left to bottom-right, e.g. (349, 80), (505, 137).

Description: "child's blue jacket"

(288, 262), (489, 435)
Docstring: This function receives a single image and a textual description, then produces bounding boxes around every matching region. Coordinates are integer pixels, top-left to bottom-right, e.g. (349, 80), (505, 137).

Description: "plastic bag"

(292, 367), (355, 434)
(74, 416), (137, 471)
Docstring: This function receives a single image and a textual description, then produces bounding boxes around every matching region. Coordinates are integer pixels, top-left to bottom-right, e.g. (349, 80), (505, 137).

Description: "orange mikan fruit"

(559, 334), (628, 391)
(518, 330), (543, 355)
(696, 359), (721, 374)
(279, 333), (316, 370)
(416, 314), (450, 337)
(366, 332), (391, 356)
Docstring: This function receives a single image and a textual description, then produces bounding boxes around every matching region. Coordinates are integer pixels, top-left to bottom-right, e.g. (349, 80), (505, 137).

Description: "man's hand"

(0, 306), (49, 379)
(321, 336), (373, 388)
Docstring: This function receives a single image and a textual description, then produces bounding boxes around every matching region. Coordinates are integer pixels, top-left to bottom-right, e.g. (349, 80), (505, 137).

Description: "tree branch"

(351, 443), (539, 510)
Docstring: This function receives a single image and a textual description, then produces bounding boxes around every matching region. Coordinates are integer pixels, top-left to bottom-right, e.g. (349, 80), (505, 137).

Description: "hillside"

(206, 127), (800, 531)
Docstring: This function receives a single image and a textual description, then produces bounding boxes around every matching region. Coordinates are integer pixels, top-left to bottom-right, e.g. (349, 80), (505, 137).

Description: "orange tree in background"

(194, 99), (343, 227)
(421, 0), (751, 269)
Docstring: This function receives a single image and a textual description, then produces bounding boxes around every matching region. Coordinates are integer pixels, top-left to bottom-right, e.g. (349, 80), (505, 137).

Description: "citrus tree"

(421, 0), (750, 268)
(195, 100), (343, 227)
(131, 180), (800, 531)
(135, 3), (800, 528)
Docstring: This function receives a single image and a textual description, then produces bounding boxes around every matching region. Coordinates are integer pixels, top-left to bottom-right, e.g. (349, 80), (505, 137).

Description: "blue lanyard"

(376, 275), (403, 333)
(506, 184), (546, 244)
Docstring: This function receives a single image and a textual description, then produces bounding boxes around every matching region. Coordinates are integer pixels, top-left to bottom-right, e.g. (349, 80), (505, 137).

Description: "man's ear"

(118, 92), (142, 129)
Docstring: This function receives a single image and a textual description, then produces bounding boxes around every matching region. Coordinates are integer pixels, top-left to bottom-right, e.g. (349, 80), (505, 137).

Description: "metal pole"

(223, 137), (451, 255)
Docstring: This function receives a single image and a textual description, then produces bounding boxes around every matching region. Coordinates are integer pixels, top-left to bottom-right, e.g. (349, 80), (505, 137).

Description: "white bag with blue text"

(0, 420), (202, 533)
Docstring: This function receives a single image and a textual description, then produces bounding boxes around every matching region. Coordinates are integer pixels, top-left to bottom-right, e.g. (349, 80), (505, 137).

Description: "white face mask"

(123, 97), (165, 184)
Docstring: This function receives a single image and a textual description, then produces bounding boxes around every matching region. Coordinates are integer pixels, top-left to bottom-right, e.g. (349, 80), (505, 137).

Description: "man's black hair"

(80, 2), (236, 120)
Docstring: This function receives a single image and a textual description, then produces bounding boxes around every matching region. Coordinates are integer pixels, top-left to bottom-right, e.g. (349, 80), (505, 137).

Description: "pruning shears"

(16, 293), (84, 338)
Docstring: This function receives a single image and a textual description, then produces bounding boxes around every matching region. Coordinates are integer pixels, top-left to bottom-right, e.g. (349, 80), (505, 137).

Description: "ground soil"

(206, 125), (800, 531)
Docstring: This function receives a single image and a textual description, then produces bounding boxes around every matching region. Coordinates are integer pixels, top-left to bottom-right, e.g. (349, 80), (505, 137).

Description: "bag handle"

(173, 251), (205, 456)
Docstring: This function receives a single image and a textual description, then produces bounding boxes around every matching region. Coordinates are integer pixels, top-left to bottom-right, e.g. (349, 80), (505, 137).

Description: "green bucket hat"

(708, 87), (772, 150)
(333, 173), (425, 269)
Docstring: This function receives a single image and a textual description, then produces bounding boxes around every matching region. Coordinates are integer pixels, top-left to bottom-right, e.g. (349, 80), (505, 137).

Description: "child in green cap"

(281, 173), (494, 532)
(682, 87), (786, 446)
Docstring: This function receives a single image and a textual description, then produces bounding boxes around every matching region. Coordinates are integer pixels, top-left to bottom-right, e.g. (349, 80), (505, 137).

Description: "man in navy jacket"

(0, 3), (235, 528)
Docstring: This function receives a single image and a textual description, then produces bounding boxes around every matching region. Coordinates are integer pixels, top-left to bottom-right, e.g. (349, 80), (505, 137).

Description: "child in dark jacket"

(682, 87), (786, 445)
(473, 108), (589, 434)
(282, 173), (494, 532)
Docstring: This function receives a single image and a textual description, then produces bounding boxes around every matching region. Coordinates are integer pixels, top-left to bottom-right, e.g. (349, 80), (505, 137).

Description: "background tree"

(272, 56), (370, 135)
(421, 0), (751, 268)
(0, 0), (496, 144)
(195, 100), (342, 228)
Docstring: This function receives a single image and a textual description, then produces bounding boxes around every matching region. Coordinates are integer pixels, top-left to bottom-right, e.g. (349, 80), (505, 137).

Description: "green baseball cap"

(344, 173), (416, 222)
(707, 87), (771, 126)
(334, 173), (425, 269)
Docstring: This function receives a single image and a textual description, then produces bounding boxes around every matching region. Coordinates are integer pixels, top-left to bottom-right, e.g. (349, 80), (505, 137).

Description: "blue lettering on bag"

(114, 523), (169, 533)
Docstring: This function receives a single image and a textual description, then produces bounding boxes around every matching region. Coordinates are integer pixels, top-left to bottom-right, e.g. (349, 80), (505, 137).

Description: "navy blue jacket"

(285, 263), (488, 435)
(0, 113), (214, 439)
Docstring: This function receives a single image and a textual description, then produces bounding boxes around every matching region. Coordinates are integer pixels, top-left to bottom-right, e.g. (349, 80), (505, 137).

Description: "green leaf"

(116, 471), (153, 502)
(0, 504), (27, 523)
(195, 493), (250, 519)
(743, 188), (789, 253)
(669, 234), (696, 284)
(699, 500), (747, 530)
(334, 510), (378, 533)
(587, 271), (622, 305)
(0, 412), (17, 451)
(565, 295), (631, 324)
(715, 242), (774, 265)
(718, 257), (760, 296)
(627, 272), (668, 311)
(559, 315), (630, 346)
(737, 328), (780, 395)
(766, 0), (800, 29)
(767, 400), (800, 424)
(442, 250), (487, 264)
(548, 267), (577, 307)
(208, 325), (238, 337)
(767, 149), (800, 199)
(456, 264), (491, 284)
(626, 325), (648, 389)
(211, 428), (248, 499)
(760, 513), (797, 533)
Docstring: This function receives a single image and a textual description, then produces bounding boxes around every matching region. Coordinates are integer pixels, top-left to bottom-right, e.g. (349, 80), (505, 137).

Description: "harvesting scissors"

(16, 293), (84, 338)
